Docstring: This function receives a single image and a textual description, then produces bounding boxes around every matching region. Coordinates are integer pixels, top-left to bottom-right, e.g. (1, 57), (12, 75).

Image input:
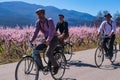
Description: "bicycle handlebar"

(29, 39), (46, 49)
(98, 35), (110, 39)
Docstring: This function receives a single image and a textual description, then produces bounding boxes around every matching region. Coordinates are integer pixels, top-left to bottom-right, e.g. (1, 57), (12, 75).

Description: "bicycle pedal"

(42, 71), (49, 75)
(43, 67), (49, 72)
(42, 68), (49, 75)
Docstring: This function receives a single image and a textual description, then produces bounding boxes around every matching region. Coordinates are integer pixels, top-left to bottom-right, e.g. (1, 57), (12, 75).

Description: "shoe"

(105, 54), (109, 59)
(109, 56), (112, 60)
(53, 66), (59, 75)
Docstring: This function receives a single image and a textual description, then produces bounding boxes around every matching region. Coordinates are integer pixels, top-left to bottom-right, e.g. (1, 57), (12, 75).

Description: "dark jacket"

(56, 21), (69, 35)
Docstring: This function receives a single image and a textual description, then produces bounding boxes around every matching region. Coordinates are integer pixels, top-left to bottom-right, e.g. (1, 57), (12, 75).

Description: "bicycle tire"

(64, 43), (73, 61)
(94, 47), (104, 68)
(51, 51), (66, 80)
(110, 44), (117, 63)
(15, 55), (39, 80)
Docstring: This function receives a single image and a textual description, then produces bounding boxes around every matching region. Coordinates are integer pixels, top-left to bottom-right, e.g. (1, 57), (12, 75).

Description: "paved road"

(0, 48), (120, 80)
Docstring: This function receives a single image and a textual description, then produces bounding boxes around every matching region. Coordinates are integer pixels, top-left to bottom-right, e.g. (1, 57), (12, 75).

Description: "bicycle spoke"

(15, 56), (39, 80)
(64, 43), (72, 61)
(95, 47), (104, 68)
(51, 52), (66, 80)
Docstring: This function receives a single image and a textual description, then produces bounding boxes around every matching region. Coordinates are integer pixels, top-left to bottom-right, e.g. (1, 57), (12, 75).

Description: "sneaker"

(53, 66), (59, 75)
(109, 56), (112, 60)
(105, 54), (109, 59)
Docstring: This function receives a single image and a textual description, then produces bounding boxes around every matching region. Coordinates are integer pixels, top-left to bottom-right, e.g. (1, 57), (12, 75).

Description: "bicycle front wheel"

(64, 43), (73, 61)
(15, 56), (39, 80)
(94, 47), (104, 68)
(51, 52), (66, 80)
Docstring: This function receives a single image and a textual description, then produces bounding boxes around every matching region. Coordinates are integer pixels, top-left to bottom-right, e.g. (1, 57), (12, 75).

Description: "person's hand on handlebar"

(108, 32), (114, 38)
(97, 32), (100, 39)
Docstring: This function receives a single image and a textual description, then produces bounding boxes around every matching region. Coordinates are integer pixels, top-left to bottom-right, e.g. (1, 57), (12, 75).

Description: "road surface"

(0, 48), (120, 80)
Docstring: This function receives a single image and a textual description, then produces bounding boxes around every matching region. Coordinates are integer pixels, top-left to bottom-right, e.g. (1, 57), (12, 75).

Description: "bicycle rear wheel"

(15, 56), (39, 80)
(94, 47), (104, 68)
(64, 43), (73, 61)
(51, 52), (66, 80)
(110, 44), (117, 63)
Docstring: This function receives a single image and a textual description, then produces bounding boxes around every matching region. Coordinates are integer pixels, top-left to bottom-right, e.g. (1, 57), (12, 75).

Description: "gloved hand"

(29, 41), (33, 47)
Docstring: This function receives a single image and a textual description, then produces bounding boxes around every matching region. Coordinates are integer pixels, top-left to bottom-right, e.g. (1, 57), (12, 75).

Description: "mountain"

(0, 1), (96, 27)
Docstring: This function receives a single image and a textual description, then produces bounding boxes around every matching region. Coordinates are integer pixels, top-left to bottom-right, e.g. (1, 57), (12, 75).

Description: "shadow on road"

(99, 62), (120, 70)
(66, 60), (96, 68)
(112, 62), (120, 68)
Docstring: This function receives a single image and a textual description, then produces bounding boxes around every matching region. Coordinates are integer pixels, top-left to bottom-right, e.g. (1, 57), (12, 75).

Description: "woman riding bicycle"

(30, 8), (59, 75)
(97, 13), (116, 60)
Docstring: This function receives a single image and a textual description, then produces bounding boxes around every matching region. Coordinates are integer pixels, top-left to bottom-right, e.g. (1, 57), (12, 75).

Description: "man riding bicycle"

(30, 8), (59, 75)
(97, 13), (116, 60)
(56, 14), (69, 46)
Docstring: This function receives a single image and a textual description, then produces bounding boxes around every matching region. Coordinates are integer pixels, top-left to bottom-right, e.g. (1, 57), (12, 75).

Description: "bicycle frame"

(95, 35), (117, 68)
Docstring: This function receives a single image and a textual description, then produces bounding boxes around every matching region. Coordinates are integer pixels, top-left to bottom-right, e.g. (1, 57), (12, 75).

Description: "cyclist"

(56, 14), (69, 46)
(97, 13), (116, 59)
(30, 8), (59, 75)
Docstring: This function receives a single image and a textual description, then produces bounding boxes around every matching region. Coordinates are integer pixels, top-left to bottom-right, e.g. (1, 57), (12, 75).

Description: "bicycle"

(63, 41), (73, 61)
(43, 35), (73, 63)
(43, 41), (73, 64)
(15, 42), (66, 80)
(63, 34), (74, 61)
(94, 35), (118, 68)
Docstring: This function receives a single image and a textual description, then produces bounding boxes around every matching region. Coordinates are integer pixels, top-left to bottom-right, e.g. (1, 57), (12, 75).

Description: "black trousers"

(102, 35), (115, 57)
(34, 36), (59, 67)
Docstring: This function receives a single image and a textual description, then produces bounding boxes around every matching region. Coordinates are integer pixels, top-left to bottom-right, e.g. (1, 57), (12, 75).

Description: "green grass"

(0, 53), (20, 65)
(0, 44), (96, 65)
(0, 37), (120, 65)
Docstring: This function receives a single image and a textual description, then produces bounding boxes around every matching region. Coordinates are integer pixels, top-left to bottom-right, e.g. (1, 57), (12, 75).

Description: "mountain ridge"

(0, 1), (96, 27)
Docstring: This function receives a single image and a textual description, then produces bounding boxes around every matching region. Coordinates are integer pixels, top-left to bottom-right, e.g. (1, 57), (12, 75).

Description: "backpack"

(38, 19), (49, 33)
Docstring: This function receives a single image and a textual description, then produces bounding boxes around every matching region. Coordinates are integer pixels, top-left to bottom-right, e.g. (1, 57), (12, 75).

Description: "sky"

(0, 0), (120, 16)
